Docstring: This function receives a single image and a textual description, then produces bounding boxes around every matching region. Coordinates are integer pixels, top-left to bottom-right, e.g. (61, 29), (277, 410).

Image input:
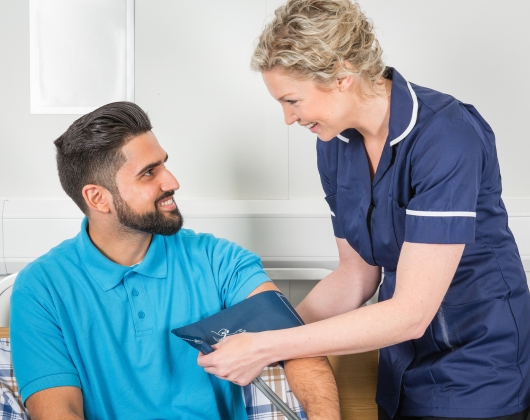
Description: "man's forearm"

(284, 357), (340, 420)
(29, 411), (84, 420)
(26, 386), (84, 420)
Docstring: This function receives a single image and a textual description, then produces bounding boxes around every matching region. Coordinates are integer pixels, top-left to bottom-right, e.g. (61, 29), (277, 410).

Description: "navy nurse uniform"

(317, 68), (530, 418)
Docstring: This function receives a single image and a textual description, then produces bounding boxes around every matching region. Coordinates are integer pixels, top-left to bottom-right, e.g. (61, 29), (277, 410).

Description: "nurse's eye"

(286, 100), (298, 105)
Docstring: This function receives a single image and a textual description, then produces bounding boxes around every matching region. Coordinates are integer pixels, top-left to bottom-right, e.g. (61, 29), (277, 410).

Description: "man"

(10, 102), (340, 420)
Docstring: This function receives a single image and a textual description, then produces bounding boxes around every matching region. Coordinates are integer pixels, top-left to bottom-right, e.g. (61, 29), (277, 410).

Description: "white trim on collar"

(337, 134), (349, 143)
(389, 81), (418, 147)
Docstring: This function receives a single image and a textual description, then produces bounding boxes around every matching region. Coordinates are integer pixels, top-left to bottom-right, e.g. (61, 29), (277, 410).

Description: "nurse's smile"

(261, 69), (350, 141)
(302, 122), (319, 132)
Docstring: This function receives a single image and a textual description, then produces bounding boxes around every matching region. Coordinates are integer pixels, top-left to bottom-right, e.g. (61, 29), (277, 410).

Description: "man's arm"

(26, 386), (84, 420)
(246, 282), (341, 420)
(283, 358), (340, 420)
(11, 279), (84, 419)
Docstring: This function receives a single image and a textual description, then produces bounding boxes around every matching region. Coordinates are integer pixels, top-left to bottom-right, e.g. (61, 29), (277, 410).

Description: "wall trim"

(1, 198), (530, 276)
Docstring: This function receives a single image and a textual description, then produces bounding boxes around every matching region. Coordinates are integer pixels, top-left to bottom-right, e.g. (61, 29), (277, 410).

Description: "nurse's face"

(112, 131), (183, 236)
(262, 69), (356, 141)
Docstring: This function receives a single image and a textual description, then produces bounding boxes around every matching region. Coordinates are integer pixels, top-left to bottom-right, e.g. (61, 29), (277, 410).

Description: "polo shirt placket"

(123, 271), (153, 336)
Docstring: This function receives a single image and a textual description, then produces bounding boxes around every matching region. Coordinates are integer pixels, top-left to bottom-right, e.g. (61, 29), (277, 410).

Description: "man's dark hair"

(54, 101), (152, 214)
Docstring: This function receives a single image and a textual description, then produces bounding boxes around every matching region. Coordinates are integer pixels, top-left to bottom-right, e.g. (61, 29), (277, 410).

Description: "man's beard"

(113, 191), (184, 236)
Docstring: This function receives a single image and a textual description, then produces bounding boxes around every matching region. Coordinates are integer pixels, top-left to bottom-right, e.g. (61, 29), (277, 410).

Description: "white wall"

(0, 0), (529, 200)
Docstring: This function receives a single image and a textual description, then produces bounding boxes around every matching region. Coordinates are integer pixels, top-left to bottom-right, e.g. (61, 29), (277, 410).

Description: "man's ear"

(82, 184), (112, 214)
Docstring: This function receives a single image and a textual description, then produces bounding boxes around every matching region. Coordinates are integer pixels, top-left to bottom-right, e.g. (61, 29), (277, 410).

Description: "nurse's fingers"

(197, 334), (268, 385)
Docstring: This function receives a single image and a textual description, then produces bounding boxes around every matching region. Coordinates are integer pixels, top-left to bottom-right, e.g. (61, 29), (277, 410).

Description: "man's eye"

(144, 169), (153, 177)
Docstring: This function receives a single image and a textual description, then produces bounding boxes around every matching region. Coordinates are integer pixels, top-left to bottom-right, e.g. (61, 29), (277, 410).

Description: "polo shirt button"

(132, 288), (139, 296)
(138, 311), (145, 319)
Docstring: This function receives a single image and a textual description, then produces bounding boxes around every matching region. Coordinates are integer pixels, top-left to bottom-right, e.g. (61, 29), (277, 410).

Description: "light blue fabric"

(11, 218), (270, 420)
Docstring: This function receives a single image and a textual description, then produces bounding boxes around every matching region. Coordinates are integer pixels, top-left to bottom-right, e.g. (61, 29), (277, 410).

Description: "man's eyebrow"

(136, 153), (169, 176)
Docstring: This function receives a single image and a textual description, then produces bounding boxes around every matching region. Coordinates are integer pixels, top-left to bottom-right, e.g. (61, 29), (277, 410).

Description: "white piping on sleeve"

(389, 81), (419, 147)
(406, 209), (476, 218)
(330, 210), (336, 217)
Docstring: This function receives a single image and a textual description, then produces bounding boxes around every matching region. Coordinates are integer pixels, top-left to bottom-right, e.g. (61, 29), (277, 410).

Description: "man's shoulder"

(176, 227), (212, 240)
(168, 228), (223, 248)
(166, 228), (251, 258)
(13, 235), (79, 291)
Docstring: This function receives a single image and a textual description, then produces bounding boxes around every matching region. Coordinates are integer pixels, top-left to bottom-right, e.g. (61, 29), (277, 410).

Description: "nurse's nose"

(282, 106), (298, 125)
(161, 167), (180, 192)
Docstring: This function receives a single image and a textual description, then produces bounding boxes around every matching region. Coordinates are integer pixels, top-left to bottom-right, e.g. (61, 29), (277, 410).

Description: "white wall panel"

(0, 199), (339, 274)
(184, 216), (336, 258)
(3, 200), (83, 267)
(2, 199), (530, 275)
(508, 218), (530, 256)
(0, 200), (6, 275)
(5, 259), (36, 275)
(29, 0), (134, 114)
(135, 1), (289, 200)
(361, 0), (530, 198)
(288, 124), (323, 199)
(4, 220), (82, 259)
(0, 0), (529, 200)
(504, 198), (530, 273)
(3, 199), (83, 219)
(0, 0), (76, 200)
(1, 199), (529, 274)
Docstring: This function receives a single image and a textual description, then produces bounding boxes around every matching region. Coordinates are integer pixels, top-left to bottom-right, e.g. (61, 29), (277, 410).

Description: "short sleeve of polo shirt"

(204, 235), (271, 309)
(405, 114), (485, 244)
(317, 138), (345, 239)
(10, 271), (81, 403)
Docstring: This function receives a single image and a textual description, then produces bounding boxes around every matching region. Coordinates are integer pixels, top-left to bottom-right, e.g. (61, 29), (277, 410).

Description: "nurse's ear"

(82, 184), (112, 214)
(336, 74), (355, 92)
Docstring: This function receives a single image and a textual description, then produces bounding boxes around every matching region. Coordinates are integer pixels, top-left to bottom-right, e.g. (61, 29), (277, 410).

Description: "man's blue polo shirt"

(11, 219), (270, 419)
(317, 68), (530, 418)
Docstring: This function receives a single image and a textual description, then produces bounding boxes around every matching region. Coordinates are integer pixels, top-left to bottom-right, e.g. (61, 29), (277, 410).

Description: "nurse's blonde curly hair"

(251, 0), (386, 91)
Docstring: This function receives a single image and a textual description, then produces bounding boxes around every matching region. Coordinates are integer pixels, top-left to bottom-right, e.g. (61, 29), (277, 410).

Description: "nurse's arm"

(246, 282), (341, 420)
(269, 241), (465, 357)
(199, 242), (464, 385)
(26, 386), (84, 420)
(296, 237), (381, 323)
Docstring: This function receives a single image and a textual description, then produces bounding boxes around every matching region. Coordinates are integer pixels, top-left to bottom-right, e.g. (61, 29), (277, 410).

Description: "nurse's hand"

(197, 331), (272, 386)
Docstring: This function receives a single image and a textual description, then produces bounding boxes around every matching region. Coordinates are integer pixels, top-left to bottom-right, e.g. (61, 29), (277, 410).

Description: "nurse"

(198, 0), (530, 418)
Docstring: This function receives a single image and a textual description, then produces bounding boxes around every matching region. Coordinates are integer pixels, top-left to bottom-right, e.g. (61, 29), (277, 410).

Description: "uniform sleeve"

(10, 272), (81, 404)
(206, 236), (271, 308)
(405, 116), (485, 244)
(317, 138), (345, 238)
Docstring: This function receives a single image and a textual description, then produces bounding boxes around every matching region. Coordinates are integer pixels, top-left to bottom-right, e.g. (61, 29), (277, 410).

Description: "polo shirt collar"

(335, 68), (418, 147)
(134, 234), (168, 279)
(76, 218), (168, 291)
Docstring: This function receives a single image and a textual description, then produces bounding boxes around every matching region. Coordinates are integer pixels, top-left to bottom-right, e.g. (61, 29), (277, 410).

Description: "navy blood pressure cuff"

(171, 291), (304, 355)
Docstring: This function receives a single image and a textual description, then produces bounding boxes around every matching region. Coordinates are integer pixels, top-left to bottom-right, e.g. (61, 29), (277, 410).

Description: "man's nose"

(161, 168), (180, 191)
